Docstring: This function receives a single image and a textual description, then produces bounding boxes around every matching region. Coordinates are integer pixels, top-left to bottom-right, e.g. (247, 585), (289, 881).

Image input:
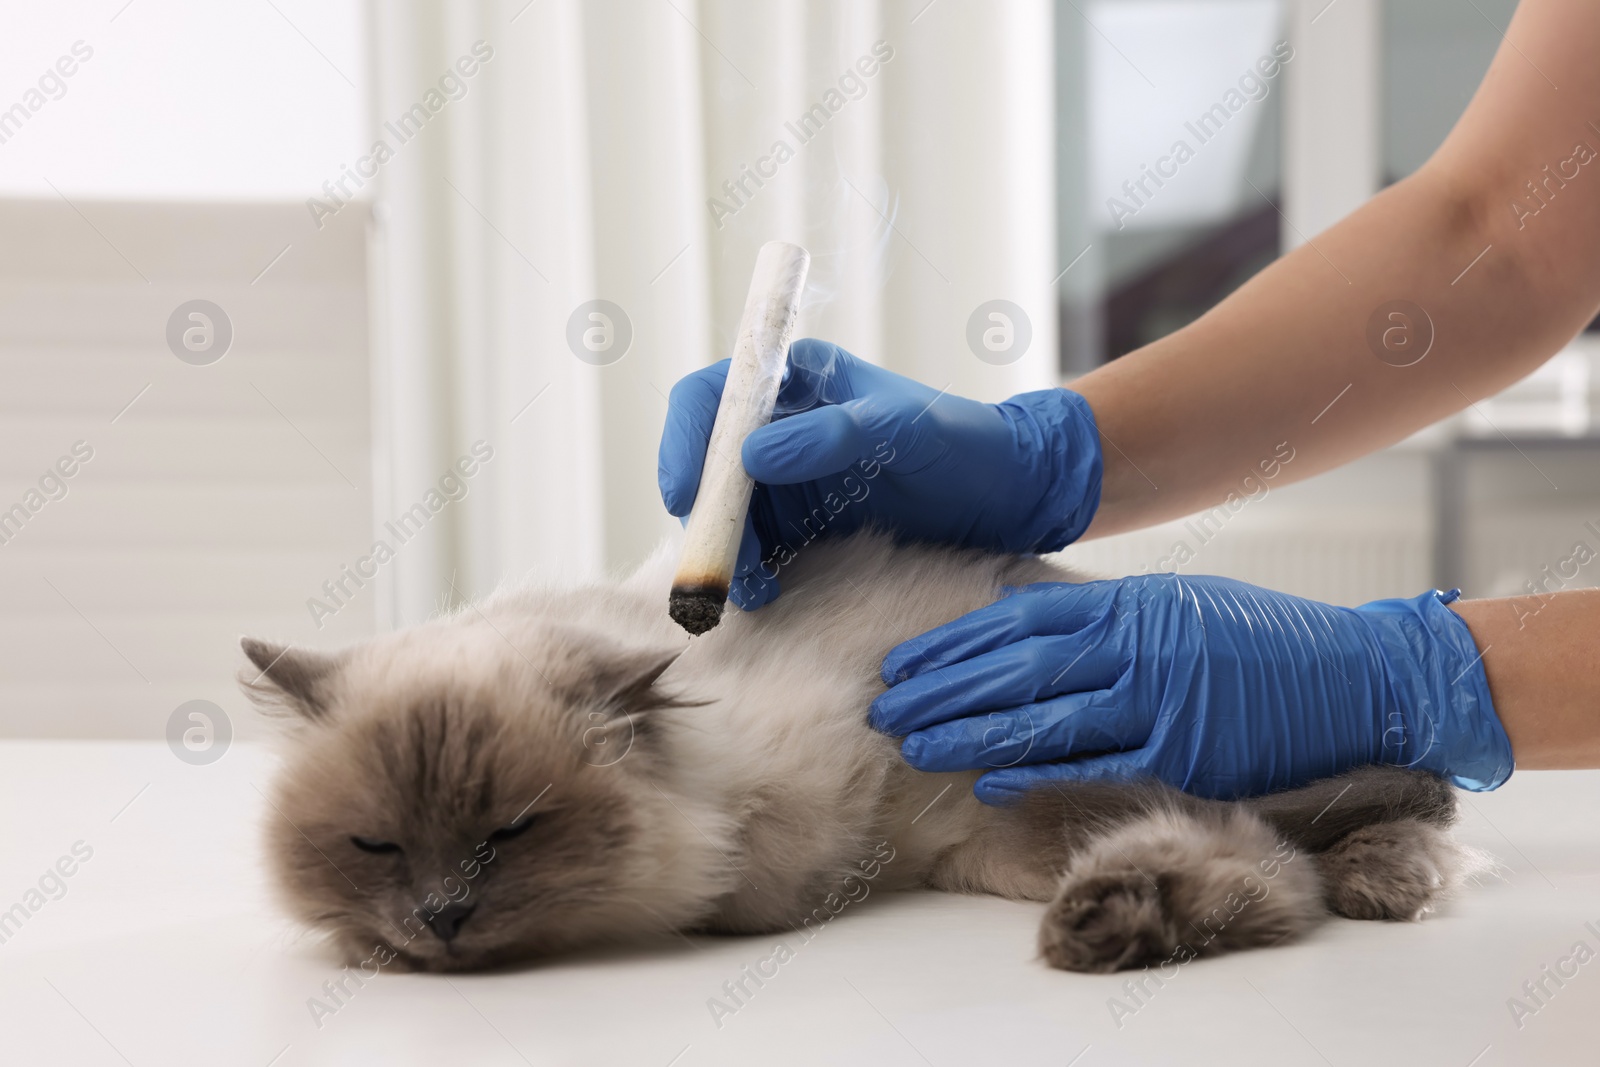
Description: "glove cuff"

(999, 388), (1104, 552)
(1357, 588), (1514, 791)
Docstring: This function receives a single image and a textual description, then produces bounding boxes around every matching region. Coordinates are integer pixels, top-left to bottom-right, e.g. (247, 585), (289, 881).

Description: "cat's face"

(239, 619), (690, 972)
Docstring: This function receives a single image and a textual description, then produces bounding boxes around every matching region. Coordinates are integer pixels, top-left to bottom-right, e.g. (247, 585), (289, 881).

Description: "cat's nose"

(426, 901), (476, 942)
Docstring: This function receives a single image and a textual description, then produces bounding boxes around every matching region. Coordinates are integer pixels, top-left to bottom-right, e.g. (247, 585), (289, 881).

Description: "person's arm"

(1078, 0), (1600, 538)
(1452, 590), (1600, 769)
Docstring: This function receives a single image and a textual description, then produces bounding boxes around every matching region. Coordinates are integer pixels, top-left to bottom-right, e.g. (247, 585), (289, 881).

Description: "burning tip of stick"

(668, 587), (727, 636)
(669, 240), (810, 636)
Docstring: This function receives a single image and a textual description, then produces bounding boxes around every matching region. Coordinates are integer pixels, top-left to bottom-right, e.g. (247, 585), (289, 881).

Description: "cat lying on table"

(240, 532), (1473, 974)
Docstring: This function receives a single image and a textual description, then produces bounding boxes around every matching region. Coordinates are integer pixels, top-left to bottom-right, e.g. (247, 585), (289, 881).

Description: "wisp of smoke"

(771, 164), (898, 417)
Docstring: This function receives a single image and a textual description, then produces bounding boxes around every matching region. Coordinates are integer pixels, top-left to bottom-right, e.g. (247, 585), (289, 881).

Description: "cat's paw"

(1038, 870), (1176, 973)
(1319, 819), (1477, 921)
(1039, 806), (1326, 972)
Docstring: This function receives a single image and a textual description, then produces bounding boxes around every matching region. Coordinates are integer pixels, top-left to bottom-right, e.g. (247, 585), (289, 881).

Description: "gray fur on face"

(241, 532), (1484, 974)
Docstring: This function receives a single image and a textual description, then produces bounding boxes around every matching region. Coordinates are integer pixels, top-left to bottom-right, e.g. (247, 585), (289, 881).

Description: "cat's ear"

(238, 638), (347, 722)
(592, 647), (691, 716)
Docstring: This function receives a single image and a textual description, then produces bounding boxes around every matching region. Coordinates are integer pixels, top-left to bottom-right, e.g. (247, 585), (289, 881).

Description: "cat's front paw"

(1038, 871), (1176, 973)
(1039, 807), (1326, 972)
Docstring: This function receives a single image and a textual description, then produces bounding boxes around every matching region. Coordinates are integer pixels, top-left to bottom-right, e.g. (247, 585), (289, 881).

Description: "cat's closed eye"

(488, 813), (539, 843)
(350, 836), (402, 854)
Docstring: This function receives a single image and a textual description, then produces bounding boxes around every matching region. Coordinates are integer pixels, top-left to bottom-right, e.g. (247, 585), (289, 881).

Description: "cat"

(240, 531), (1478, 974)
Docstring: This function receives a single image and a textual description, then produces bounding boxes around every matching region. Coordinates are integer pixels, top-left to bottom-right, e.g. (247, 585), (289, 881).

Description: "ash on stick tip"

(669, 589), (726, 636)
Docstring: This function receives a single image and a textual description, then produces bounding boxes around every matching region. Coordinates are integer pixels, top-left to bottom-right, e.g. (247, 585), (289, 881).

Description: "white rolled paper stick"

(670, 240), (811, 635)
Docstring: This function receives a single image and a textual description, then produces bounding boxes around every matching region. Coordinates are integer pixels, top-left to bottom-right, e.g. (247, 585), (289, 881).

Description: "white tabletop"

(1, 741), (1595, 1066)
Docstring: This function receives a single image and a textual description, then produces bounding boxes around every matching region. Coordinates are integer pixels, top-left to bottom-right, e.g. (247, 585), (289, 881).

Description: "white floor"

(1, 742), (1596, 1066)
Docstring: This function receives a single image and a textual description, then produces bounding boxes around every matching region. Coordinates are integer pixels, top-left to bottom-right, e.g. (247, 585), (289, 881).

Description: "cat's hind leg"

(1240, 766), (1484, 922)
(1316, 817), (1483, 920)
(1038, 804), (1324, 973)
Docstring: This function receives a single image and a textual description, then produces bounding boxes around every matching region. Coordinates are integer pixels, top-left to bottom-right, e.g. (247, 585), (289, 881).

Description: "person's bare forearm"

(1075, 174), (1559, 534)
(1073, 0), (1600, 538)
(1451, 590), (1600, 770)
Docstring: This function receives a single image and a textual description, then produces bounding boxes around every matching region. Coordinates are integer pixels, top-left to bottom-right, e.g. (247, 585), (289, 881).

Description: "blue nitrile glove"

(870, 574), (1514, 803)
(658, 339), (1102, 609)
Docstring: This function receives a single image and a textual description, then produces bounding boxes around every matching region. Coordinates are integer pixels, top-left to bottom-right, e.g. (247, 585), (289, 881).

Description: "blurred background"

(3, 0), (1593, 741)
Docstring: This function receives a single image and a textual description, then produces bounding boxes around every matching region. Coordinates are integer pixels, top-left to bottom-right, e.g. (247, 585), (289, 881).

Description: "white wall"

(0, 201), (373, 738)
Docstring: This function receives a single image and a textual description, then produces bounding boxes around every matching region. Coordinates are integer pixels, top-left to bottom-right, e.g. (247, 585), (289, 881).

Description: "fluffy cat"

(240, 532), (1476, 974)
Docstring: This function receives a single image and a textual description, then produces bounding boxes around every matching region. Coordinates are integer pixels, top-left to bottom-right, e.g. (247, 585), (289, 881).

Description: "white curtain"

(365, 0), (1058, 627)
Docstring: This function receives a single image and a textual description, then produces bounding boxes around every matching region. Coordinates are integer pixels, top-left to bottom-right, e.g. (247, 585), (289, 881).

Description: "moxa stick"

(669, 240), (810, 635)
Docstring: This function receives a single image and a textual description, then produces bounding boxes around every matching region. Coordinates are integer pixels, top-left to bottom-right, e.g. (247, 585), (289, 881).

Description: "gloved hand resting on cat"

(658, 339), (1103, 609)
(869, 575), (1515, 802)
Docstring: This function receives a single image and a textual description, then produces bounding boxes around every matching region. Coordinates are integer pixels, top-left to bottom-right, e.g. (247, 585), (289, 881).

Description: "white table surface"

(1, 741), (1596, 1066)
